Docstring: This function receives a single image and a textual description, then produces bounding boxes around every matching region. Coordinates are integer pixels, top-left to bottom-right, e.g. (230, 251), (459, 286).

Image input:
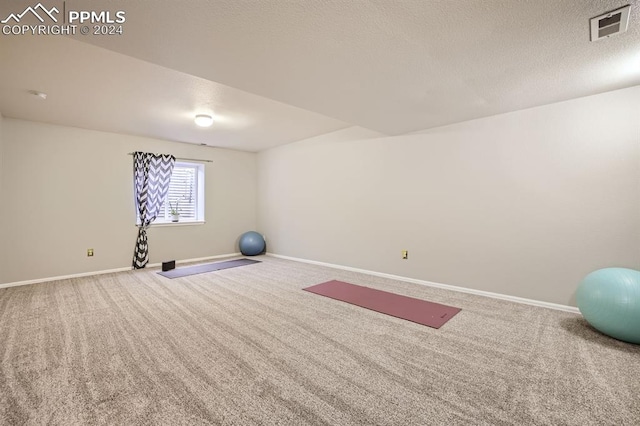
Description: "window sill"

(136, 220), (206, 228)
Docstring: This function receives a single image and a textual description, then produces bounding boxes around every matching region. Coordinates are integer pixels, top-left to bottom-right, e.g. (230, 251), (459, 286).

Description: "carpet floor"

(0, 256), (638, 425)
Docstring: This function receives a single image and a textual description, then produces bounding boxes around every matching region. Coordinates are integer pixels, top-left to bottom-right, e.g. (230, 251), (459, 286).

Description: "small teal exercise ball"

(576, 268), (640, 344)
(239, 231), (265, 256)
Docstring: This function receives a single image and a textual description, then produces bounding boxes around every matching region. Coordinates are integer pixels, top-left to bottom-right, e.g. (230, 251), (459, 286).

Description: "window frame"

(136, 161), (206, 226)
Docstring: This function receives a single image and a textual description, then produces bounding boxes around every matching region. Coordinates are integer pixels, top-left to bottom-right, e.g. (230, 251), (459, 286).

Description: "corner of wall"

(0, 119), (259, 284)
(0, 113), (4, 282)
(257, 125), (385, 236)
(256, 86), (640, 306)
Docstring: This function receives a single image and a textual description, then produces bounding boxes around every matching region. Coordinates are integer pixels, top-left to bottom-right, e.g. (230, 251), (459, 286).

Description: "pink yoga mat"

(303, 280), (461, 328)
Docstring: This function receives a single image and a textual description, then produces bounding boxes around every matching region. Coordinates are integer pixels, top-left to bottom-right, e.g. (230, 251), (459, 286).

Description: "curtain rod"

(127, 153), (212, 163)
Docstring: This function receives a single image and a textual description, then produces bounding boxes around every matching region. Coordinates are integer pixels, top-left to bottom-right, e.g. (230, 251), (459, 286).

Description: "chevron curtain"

(132, 152), (175, 269)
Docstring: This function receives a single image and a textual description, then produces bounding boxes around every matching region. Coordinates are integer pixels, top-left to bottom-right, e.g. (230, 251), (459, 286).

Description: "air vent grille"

(590, 5), (631, 41)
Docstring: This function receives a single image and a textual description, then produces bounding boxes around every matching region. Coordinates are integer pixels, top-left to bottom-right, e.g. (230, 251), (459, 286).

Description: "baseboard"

(267, 253), (580, 314)
(0, 253), (242, 289)
(2, 252), (580, 314)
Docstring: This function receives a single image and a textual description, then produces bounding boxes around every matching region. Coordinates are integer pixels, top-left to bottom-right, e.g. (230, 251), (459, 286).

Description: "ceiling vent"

(590, 5), (631, 41)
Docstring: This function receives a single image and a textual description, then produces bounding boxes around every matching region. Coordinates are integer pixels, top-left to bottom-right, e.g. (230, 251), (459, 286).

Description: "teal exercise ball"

(576, 268), (640, 344)
(239, 231), (265, 256)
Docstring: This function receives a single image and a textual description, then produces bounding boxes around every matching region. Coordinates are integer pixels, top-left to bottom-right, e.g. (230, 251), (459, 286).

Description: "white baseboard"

(0, 253), (242, 289)
(2, 252), (580, 314)
(267, 253), (580, 314)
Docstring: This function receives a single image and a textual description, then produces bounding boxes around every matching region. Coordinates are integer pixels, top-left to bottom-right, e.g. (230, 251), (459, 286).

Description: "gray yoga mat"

(158, 258), (261, 279)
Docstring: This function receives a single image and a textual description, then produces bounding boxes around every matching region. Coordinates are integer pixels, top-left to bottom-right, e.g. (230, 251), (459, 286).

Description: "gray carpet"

(0, 256), (638, 425)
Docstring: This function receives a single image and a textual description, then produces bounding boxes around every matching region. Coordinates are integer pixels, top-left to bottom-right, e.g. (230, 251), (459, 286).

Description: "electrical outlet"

(87, 249), (94, 257)
(402, 250), (408, 260)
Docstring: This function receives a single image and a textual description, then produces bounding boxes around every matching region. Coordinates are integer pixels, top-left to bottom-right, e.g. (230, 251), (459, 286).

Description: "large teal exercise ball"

(576, 268), (640, 344)
(239, 231), (265, 256)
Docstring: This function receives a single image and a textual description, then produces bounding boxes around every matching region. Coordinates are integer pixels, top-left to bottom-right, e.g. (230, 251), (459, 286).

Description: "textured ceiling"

(1, 0), (639, 151)
(0, 36), (350, 151)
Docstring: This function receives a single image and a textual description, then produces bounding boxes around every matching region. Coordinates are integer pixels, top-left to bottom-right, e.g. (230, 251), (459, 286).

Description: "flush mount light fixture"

(29, 90), (47, 100)
(194, 114), (213, 127)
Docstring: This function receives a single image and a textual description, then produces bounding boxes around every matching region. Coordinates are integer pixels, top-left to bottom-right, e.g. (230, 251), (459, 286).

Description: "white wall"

(0, 119), (257, 284)
(0, 113), (4, 279)
(258, 86), (640, 306)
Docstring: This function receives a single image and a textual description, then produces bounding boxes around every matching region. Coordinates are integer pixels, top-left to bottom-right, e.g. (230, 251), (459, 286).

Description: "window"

(155, 161), (205, 224)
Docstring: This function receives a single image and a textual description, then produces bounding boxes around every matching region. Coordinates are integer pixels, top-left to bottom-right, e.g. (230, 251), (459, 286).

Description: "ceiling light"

(194, 114), (213, 127)
(29, 90), (47, 100)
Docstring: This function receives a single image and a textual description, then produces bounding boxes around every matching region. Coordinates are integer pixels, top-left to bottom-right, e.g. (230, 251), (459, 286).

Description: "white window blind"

(163, 165), (197, 219)
(150, 161), (205, 224)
